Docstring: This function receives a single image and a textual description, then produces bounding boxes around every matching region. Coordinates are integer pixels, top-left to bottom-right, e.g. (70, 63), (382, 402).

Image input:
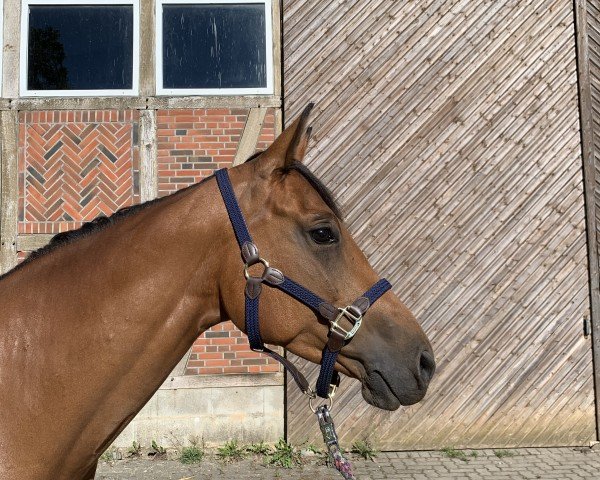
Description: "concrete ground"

(96, 446), (600, 479)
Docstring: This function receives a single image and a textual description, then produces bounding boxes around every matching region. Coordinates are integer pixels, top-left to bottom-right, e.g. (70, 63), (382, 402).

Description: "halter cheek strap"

(215, 168), (391, 399)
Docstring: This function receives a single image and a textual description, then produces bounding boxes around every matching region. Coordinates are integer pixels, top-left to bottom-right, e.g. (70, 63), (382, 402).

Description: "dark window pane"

(163, 4), (267, 89)
(28, 6), (134, 90)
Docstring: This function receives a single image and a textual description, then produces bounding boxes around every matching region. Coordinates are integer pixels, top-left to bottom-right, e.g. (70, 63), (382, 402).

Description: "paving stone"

(96, 447), (600, 479)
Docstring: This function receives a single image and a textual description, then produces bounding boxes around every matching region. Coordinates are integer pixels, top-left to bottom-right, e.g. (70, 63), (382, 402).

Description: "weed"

(305, 443), (322, 455)
(217, 439), (247, 462)
(246, 441), (272, 456)
(494, 449), (514, 458)
(441, 447), (468, 462)
(148, 440), (167, 458)
(265, 438), (302, 469)
(100, 447), (118, 462)
(180, 444), (204, 464)
(351, 439), (379, 461)
(127, 441), (142, 457)
(470, 451), (478, 458)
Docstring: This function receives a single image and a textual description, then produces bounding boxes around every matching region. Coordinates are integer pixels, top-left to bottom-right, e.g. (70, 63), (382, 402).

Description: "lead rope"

(314, 404), (356, 480)
(215, 168), (391, 480)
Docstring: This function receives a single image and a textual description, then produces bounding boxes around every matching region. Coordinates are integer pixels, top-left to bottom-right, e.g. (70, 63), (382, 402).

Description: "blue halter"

(215, 168), (391, 399)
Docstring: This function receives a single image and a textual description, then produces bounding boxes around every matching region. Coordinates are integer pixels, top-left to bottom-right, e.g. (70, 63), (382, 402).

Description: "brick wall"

(157, 107), (279, 375)
(17, 108), (279, 377)
(158, 108), (245, 196)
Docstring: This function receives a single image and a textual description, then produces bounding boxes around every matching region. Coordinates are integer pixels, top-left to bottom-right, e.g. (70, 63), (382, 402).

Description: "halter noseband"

(215, 168), (391, 399)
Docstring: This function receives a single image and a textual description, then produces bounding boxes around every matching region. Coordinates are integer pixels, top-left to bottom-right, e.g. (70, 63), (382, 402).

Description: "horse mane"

(0, 179), (207, 280)
(1, 158), (341, 280)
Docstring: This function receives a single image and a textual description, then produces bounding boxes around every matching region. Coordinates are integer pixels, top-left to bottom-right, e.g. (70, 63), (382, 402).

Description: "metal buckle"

(328, 383), (338, 399)
(330, 305), (363, 340)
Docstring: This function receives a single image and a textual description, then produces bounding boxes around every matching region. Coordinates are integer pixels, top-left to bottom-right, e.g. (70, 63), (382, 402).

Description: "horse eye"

(309, 227), (338, 244)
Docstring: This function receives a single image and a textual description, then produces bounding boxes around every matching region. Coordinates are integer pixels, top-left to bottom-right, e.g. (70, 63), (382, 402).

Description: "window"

(20, 1), (139, 97)
(156, 0), (273, 95)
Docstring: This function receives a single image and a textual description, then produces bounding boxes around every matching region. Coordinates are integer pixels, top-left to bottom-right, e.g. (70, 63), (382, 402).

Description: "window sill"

(1, 94), (281, 111)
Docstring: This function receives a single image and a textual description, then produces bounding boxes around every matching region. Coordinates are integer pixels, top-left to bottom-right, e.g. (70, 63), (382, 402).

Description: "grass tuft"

(265, 438), (302, 469)
(246, 441), (272, 456)
(304, 443), (322, 455)
(493, 449), (514, 458)
(148, 439), (167, 459)
(351, 439), (379, 461)
(217, 439), (247, 462)
(100, 447), (118, 462)
(441, 447), (468, 462)
(180, 444), (204, 464)
(127, 441), (142, 457)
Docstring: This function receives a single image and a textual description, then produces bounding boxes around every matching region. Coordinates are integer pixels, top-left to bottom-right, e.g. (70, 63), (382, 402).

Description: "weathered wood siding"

(284, 0), (595, 448)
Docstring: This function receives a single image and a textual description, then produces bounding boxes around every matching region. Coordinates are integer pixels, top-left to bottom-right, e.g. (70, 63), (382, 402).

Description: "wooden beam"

(233, 107), (268, 166)
(275, 107), (283, 137)
(139, 110), (158, 202)
(2, 0), (21, 97)
(272, 0), (283, 98)
(0, 110), (18, 273)
(574, 0), (600, 439)
(139, 0), (155, 96)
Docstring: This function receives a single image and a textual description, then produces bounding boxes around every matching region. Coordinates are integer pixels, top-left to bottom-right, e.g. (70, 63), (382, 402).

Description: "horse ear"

(262, 103), (314, 170)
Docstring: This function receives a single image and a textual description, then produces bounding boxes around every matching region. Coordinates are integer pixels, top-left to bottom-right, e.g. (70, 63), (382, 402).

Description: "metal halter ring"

(309, 395), (334, 413)
(243, 257), (270, 280)
(330, 305), (363, 340)
(303, 387), (317, 400)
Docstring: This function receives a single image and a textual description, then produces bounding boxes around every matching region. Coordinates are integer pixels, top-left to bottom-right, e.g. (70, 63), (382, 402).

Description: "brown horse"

(0, 105), (434, 479)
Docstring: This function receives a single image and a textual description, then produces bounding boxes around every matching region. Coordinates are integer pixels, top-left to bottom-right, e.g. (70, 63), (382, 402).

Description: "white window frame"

(156, 0), (273, 96)
(20, 0), (140, 97)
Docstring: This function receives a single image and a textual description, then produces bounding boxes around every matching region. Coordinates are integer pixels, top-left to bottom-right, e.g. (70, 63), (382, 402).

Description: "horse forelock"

(245, 151), (342, 219)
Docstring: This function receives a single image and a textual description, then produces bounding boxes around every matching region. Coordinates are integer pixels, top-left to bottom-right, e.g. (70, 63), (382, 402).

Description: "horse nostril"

(419, 351), (436, 384)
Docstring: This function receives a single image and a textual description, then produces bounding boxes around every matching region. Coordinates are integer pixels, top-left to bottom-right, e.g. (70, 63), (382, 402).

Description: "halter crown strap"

(215, 168), (391, 399)
(215, 169), (253, 246)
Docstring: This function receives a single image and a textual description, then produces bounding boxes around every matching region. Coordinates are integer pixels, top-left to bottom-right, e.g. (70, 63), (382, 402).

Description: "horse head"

(220, 105), (435, 410)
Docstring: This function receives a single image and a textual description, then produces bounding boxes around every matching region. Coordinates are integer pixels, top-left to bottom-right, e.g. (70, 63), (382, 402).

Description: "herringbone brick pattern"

(18, 111), (140, 234)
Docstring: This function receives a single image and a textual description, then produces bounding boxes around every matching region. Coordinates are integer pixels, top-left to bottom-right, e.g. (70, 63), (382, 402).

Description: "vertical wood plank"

(3, 0), (21, 97)
(139, 0), (156, 97)
(139, 110), (158, 202)
(0, 110), (18, 273)
(577, 0), (600, 440)
(272, 0), (283, 98)
(233, 107), (268, 166)
(274, 108), (283, 136)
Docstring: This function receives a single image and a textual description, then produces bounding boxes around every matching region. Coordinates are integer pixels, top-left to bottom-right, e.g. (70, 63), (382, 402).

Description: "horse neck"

(0, 176), (234, 477)
(23, 179), (227, 342)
